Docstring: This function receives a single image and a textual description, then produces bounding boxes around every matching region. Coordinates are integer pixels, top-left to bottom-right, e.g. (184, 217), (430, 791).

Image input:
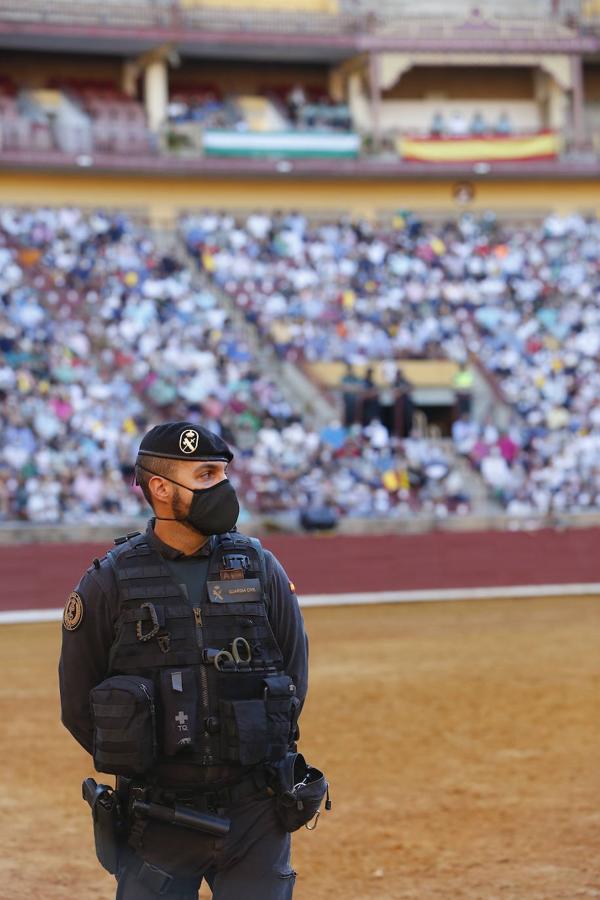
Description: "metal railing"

(0, 0), (582, 36)
(0, 0), (360, 34)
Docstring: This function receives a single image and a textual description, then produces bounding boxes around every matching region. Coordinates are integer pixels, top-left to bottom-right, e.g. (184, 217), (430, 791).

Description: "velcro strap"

(95, 727), (139, 743)
(202, 603), (265, 618)
(94, 749), (141, 766)
(121, 605), (191, 624)
(121, 606), (165, 626)
(121, 584), (183, 602)
(92, 702), (133, 717)
(118, 565), (171, 581)
(264, 675), (294, 698)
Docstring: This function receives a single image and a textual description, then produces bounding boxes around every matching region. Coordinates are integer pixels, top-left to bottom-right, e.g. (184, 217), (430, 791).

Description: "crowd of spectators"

(182, 209), (600, 517)
(0, 208), (297, 522)
(0, 206), (470, 524)
(167, 91), (240, 130)
(430, 110), (514, 138)
(245, 418), (470, 520)
(3, 204), (599, 523)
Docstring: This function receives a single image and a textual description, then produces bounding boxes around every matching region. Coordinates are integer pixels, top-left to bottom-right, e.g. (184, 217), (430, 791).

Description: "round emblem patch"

(179, 428), (199, 454)
(63, 591), (84, 631)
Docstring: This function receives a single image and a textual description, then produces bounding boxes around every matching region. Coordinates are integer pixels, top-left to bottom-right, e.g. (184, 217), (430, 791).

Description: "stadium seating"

(2, 205), (598, 524)
(0, 207), (471, 524)
(181, 210), (600, 517)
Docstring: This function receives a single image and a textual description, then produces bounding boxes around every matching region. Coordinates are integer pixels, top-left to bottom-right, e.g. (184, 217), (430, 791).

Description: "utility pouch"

(267, 752), (331, 833)
(90, 675), (156, 775)
(159, 668), (198, 756)
(263, 675), (296, 761)
(82, 778), (124, 875)
(219, 698), (268, 765)
(218, 675), (296, 766)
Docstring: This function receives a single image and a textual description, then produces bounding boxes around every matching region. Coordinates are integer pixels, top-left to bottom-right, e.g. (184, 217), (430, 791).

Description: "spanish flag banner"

(397, 131), (561, 163)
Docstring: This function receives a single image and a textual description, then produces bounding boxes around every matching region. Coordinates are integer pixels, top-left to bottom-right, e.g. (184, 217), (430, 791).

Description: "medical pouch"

(159, 668), (198, 756)
(90, 675), (156, 775)
(268, 752), (330, 833)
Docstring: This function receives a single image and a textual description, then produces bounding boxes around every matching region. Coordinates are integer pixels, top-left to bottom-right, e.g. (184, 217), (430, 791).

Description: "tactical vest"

(102, 531), (299, 770)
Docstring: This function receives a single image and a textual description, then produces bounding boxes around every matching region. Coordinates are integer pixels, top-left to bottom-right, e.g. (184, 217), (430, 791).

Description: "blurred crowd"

(2, 206), (599, 523)
(183, 209), (600, 517)
(0, 207), (468, 524)
(0, 209), (295, 522)
(429, 109), (513, 138)
(243, 418), (470, 521)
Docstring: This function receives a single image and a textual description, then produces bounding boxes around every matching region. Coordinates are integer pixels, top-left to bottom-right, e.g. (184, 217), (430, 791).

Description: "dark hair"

(135, 456), (178, 510)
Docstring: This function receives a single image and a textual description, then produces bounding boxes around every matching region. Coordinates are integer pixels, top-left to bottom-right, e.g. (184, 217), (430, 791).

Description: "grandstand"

(0, 0), (599, 532)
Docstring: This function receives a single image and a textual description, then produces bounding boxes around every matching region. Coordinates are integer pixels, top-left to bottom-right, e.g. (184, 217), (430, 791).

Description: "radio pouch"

(90, 675), (156, 776)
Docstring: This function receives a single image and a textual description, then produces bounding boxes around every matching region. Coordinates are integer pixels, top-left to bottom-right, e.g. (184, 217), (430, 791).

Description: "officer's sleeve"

(263, 550), (308, 708)
(58, 564), (116, 755)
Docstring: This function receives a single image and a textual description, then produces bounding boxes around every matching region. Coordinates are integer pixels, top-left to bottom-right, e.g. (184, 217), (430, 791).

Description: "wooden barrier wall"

(2, 527), (599, 612)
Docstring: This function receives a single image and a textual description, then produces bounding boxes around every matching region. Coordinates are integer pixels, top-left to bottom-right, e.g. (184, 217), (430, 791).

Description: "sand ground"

(0, 597), (598, 900)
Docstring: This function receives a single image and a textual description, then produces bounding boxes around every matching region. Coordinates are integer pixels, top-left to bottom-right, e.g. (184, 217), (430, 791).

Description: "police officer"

(59, 422), (308, 899)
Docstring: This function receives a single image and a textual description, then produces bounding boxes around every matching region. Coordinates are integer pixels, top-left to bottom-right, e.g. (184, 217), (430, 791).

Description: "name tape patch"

(207, 579), (261, 604)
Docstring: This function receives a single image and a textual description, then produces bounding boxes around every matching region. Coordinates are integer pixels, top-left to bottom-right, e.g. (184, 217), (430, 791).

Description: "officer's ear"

(149, 474), (172, 505)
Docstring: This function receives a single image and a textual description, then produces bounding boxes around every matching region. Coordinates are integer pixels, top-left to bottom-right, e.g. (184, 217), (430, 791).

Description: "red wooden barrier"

(1, 527), (599, 611)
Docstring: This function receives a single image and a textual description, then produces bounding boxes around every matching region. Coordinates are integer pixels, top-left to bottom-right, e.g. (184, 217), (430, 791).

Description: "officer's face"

(170, 460), (228, 518)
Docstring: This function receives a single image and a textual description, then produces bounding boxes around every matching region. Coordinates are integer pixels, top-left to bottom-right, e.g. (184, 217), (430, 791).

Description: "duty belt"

(149, 768), (271, 812)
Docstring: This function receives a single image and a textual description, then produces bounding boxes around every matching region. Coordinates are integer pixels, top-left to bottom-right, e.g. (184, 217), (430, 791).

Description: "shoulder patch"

(63, 591), (84, 631)
(289, 581), (296, 593)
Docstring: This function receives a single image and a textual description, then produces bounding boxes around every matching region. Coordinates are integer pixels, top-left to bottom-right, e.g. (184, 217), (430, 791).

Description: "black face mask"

(137, 465), (240, 535)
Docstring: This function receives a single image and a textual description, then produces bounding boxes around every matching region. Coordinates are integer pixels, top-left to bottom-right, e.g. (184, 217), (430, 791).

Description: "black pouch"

(219, 698), (268, 765)
(218, 674), (296, 766)
(159, 668), (198, 755)
(90, 675), (156, 776)
(263, 675), (296, 761)
(268, 752), (330, 833)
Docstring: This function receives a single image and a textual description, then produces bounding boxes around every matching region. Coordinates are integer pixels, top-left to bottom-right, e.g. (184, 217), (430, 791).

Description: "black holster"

(82, 778), (124, 875)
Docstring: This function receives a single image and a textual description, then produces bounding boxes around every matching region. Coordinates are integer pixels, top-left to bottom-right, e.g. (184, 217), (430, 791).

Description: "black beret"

(137, 422), (233, 463)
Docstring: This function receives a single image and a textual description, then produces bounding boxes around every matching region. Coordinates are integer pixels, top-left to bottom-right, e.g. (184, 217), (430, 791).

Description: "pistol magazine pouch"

(268, 751), (329, 833)
(90, 675), (156, 775)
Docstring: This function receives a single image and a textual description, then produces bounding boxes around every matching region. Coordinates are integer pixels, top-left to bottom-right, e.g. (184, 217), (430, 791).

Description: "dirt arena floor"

(1, 596), (599, 900)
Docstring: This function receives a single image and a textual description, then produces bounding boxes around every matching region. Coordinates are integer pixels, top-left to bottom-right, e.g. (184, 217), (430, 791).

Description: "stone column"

(144, 58), (168, 132)
(570, 53), (586, 150)
(369, 53), (382, 152)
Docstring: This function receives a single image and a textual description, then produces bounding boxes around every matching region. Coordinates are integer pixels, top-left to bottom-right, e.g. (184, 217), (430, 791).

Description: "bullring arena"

(1, 528), (598, 900)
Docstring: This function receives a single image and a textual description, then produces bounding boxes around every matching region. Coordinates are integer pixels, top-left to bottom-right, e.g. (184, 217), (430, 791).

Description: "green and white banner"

(202, 129), (360, 158)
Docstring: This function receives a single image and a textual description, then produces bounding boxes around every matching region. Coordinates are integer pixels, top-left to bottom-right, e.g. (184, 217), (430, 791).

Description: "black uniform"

(60, 520), (308, 900)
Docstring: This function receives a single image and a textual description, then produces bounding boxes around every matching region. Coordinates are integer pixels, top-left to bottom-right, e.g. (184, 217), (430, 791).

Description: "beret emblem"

(179, 428), (199, 454)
